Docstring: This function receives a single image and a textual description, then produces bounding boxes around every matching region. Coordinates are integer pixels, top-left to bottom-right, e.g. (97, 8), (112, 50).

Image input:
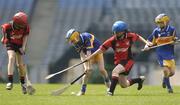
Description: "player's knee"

(8, 55), (15, 62)
(112, 70), (119, 77)
(17, 64), (25, 69)
(169, 71), (175, 77)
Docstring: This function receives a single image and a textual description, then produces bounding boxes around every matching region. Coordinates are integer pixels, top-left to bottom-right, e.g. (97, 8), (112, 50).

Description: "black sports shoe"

(137, 76), (145, 90)
(21, 84), (27, 94)
(168, 89), (173, 93)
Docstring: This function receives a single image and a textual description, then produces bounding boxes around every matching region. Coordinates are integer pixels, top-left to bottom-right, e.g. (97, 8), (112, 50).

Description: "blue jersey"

(147, 25), (176, 60)
(74, 32), (101, 53)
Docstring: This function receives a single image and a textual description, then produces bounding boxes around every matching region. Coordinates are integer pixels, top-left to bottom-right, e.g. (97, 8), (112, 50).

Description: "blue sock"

(81, 84), (87, 92)
(164, 77), (172, 90)
(163, 77), (165, 84)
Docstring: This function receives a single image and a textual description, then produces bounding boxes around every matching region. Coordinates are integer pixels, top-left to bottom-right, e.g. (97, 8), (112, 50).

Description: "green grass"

(0, 84), (180, 105)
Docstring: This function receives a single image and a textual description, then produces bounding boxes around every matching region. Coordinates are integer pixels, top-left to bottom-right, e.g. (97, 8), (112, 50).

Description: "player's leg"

(6, 50), (16, 90)
(162, 60), (175, 93)
(16, 53), (27, 94)
(118, 74), (145, 90)
(163, 67), (172, 93)
(76, 52), (92, 96)
(127, 76), (145, 90)
(107, 64), (125, 96)
(95, 54), (110, 89)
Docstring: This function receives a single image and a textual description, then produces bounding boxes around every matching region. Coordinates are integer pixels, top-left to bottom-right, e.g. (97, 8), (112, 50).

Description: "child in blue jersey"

(144, 13), (177, 93)
(66, 29), (110, 96)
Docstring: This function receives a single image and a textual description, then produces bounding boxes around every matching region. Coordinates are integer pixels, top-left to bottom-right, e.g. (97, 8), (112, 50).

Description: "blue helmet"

(112, 21), (128, 34)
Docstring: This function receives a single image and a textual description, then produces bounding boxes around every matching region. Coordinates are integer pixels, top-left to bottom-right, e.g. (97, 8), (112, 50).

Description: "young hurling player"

(84, 21), (152, 96)
(66, 29), (111, 96)
(144, 13), (177, 93)
(1, 12), (30, 94)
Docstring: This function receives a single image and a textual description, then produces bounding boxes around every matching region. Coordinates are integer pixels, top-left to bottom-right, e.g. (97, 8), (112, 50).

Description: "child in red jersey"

(83, 21), (152, 96)
(1, 12), (30, 94)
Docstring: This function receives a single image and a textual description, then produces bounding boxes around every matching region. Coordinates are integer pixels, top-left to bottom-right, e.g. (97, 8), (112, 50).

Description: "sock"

(20, 76), (25, 84)
(109, 76), (118, 94)
(104, 76), (110, 87)
(8, 75), (13, 83)
(81, 84), (87, 93)
(129, 78), (141, 86)
(164, 77), (172, 90)
(104, 76), (110, 83)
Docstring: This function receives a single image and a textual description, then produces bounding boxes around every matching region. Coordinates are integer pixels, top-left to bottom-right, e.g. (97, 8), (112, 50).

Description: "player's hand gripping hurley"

(141, 39), (180, 51)
(45, 60), (87, 80)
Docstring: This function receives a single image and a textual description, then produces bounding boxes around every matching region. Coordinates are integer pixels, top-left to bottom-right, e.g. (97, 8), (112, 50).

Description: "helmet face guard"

(66, 29), (80, 44)
(155, 13), (170, 28)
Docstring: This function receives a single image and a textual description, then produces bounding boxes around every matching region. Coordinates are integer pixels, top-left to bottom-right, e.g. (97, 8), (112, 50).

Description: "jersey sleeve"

(147, 30), (156, 44)
(99, 37), (114, 51)
(131, 33), (140, 42)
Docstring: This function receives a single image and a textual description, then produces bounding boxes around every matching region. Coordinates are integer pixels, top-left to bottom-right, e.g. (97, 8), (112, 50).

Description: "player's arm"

(84, 37), (112, 61)
(1, 28), (5, 43)
(22, 35), (28, 51)
(138, 35), (153, 46)
(85, 49), (103, 61)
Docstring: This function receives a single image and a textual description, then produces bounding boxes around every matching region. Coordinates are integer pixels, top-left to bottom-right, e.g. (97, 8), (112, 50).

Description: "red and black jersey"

(100, 32), (140, 65)
(1, 21), (30, 45)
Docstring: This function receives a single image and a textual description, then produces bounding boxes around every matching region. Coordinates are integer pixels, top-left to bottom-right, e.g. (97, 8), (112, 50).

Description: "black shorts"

(6, 43), (22, 55)
(118, 59), (134, 75)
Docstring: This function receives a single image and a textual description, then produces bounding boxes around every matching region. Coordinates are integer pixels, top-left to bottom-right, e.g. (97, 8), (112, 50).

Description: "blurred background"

(0, 0), (180, 85)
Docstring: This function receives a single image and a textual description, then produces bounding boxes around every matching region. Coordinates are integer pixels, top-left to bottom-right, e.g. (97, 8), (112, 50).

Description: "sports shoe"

(76, 91), (85, 96)
(106, 88), (110, 92)
(162, 82), (166, 88)
(107, 91), (113, 96)
(21, 84), (27, 94)
(137, 76), (145, 90)
(6, 83), (13, 90)
(168, 89), (173, 93)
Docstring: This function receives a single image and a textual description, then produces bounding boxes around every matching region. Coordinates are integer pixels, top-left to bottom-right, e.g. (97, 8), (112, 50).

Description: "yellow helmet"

(155, 13), (170, 27)
(65, 29), (80, 44)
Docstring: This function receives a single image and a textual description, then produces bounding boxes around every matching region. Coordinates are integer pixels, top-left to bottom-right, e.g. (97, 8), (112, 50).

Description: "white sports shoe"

(107, 91), (113, 96)
(76, 91), (85, 96)
(6, 83), (13, 90)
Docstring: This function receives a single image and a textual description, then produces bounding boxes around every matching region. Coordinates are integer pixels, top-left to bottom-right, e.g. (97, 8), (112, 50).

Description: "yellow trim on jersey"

(163, 59), (176, 70)
(155, 36), (175, 45)
(87, 34), (95, 49)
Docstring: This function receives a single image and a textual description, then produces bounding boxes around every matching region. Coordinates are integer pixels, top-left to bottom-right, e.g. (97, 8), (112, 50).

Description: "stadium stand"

(47, 0), (180, 83)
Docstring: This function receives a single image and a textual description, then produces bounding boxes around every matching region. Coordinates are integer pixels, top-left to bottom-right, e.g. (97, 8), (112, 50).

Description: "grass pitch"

(0, 84), (180, 105)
